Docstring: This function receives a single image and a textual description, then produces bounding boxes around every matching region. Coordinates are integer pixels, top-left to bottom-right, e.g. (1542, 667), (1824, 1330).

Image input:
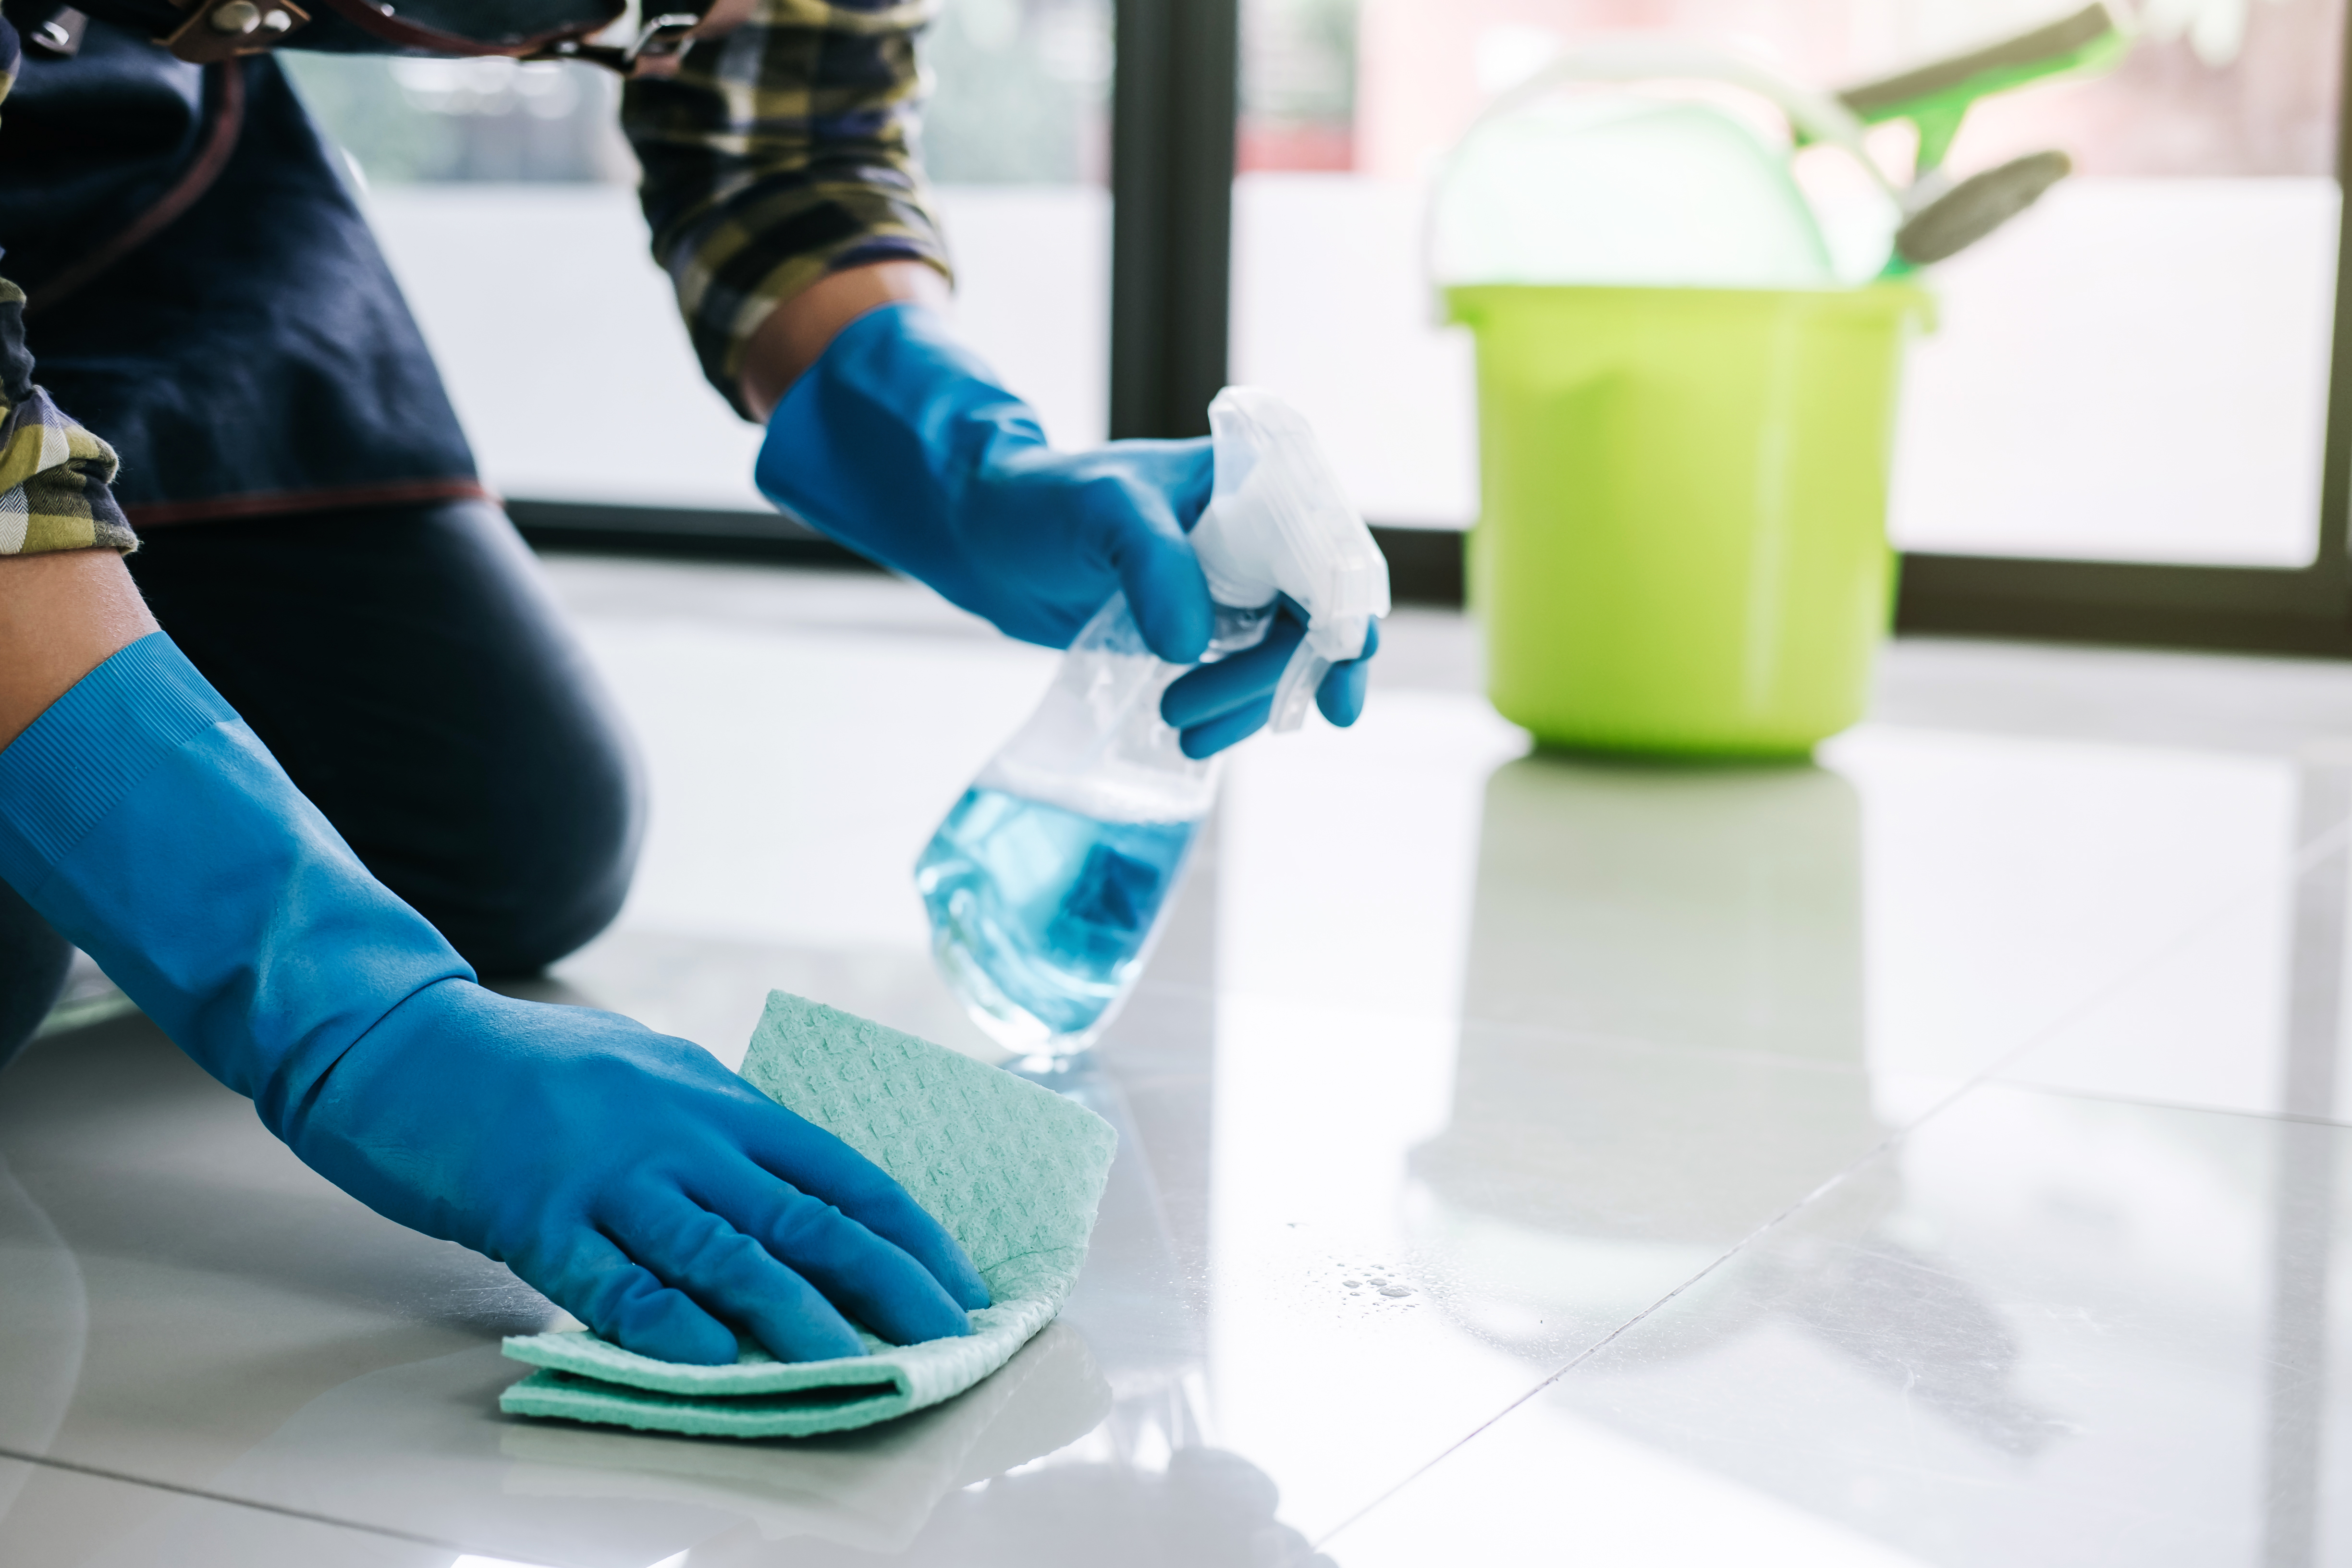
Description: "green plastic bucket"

(1448, 282), (1934, 759)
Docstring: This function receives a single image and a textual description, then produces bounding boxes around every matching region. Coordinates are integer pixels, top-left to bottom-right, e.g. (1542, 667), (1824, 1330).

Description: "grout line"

(1314, 807), (2352, 1551)
(1992, 1077), (2352, 1130)
(1960, 804), (2352, 1096)
(1306, 1127), (1915, 1551)
(0, 1444), (480, 1556)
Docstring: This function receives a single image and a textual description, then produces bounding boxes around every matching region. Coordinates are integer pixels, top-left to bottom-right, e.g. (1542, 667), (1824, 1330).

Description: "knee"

(122, 497), (650, 978)
(404, 694), (647, 978)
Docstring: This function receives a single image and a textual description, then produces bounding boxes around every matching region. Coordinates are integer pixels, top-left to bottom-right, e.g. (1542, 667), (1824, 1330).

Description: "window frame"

(1890, 11), (2352, 656)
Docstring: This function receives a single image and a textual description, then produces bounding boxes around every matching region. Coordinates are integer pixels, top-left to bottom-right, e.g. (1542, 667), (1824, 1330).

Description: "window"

(294, 1), (2352, 650)
(282, 0), (1115, 514)
(1230, 0), (2352, 583)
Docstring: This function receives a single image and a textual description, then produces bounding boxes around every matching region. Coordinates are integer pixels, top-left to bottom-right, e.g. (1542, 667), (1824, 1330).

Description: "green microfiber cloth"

(498, 990), (1117, 1439)
(499, 1326), (1112, 1550)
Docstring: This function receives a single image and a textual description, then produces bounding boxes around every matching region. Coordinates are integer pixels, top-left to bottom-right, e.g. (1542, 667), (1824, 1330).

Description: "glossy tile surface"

(0, 1456), (452, 1566)
(10, 557), (2352, 1563)
(1318, 1079), (2352, 1567)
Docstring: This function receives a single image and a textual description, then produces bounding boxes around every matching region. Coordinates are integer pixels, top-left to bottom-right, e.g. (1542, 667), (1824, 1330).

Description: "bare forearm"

(0, 551), (159, 749)
(737, 260), (952, 422)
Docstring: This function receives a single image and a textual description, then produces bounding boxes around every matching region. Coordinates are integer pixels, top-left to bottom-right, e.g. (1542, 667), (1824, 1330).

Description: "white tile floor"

(8, 556), (2352, 1565)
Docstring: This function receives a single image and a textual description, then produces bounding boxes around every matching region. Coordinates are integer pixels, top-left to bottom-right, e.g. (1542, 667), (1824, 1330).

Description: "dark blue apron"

(0, 1), (619, 524)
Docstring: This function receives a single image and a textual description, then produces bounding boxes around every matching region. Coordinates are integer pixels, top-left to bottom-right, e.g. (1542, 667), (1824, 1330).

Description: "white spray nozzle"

(1188, 388), (1392, 731)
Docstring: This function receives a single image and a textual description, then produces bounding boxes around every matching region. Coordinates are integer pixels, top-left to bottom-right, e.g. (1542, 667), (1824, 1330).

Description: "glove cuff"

(755, 303), (1038, 585)
(0, 632), (232, 895)
(0, 632), (473, 1132)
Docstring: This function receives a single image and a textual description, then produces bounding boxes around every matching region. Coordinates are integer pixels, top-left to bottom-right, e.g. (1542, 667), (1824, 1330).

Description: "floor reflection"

(1452, 754), (1865, 1054)
(0, 1153), (85, 1521)
(2259, 756), (2349, 1568)
(1414, 752), (2050, 1456)
(501, 1325), (1111, 1556)
(1415, 755), (1883, 1339)
(764, 1444), (1323, 1567)
(1324, 746), (2352, 1566)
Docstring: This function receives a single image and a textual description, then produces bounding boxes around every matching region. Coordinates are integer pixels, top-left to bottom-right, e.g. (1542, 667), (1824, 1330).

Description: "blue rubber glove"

(757, 303), (1217, 664)
(758, 303), (1383, 754)
(0, 635), (988, 1365)
(1161, 598), (1383, 760)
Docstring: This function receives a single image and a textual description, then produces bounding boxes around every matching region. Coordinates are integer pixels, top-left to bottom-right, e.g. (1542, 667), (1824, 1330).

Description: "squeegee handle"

(1829, 3), (2129, 175)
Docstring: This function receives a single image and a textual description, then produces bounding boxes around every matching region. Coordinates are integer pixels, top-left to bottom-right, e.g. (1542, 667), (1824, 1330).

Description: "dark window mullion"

(1109, 0), (1240, 442)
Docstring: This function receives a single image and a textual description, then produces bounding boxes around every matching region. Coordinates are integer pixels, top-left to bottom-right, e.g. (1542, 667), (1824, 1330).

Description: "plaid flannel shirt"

(0, 30), (133, 561)
(623, 0), (949, 418)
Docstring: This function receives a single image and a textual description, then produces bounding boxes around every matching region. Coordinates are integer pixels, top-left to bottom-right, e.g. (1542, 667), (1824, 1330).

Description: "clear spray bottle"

(914, 388), (1392, 1064)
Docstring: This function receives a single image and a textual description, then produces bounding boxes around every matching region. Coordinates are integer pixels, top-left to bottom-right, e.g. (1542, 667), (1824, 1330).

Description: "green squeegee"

(1828, 3), (2127, 274)
(1837, 2), (2128, 178)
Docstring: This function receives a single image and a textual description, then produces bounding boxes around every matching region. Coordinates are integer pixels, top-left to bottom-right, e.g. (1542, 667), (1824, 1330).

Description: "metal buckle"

(25, 7), (88, 58)
(159, 0), (311, 63)
(529, 11), (701, 74)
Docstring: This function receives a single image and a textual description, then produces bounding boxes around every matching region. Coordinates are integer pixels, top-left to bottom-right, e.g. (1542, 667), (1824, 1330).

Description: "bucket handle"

(1424, 36), (1902, 313)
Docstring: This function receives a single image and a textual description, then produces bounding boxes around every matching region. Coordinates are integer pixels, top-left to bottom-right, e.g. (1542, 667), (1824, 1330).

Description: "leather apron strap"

(155, 0), (703, 73)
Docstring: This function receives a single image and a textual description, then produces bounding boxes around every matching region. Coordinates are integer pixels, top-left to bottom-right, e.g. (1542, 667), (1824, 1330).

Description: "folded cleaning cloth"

(501, 1326), (1111, 1551)
(498, 990), (1117, 1438)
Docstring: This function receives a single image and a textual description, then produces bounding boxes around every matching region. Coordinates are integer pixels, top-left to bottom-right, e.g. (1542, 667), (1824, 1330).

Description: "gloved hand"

(0, 634), (988, 1365)
(758, 303), (1384, 754)
(301, 984), (984, 1363)
(1161, 597), (1382, 760)
(756, 303), (1217, 664)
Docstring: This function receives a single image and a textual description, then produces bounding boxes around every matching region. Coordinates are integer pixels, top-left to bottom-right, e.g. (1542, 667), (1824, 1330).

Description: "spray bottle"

(914, 388), (1391, 1063)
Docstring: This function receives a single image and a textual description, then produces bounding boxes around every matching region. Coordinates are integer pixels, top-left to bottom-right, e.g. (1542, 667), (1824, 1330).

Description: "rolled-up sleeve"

(622, 0), (950, 418)
(0, 26), (133, 560)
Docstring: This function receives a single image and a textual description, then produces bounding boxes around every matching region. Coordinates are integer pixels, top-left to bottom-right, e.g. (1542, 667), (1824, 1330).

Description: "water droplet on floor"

(1379, 1286), (1413, 1298)
(1342, 1279), (1361, 1289)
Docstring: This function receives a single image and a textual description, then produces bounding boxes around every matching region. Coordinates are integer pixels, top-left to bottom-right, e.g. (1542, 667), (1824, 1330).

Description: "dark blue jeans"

(0, 500), (644, 1070)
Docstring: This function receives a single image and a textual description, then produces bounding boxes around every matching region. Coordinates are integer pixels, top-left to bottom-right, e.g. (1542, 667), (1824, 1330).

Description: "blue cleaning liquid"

(916, 786), (1199, 1051)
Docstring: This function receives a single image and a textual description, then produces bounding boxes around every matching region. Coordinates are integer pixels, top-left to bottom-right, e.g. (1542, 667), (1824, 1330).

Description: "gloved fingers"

(1078, 474), (1213, 665)
(1315, 657), (1372, 728)
(695, 1161), (972, 1346)
(1168, 609), (1378, 755)
(739, 1111), (992, 1311)
(552, 1230), (741, 1366)
(1106, 437), (1217, 531)
(1161, 609), (1307, 730)
(1112, 527), (1214, 665)
(610, 1191), (868, 1363)
(1179, 697), (1275, 760)
(1315, 617), (1381, 728)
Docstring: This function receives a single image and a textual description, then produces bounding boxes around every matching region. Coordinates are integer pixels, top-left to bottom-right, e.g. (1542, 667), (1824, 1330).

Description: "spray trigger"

(1189, 387), (1390, 735)
(1271, 647), (1331, 733)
